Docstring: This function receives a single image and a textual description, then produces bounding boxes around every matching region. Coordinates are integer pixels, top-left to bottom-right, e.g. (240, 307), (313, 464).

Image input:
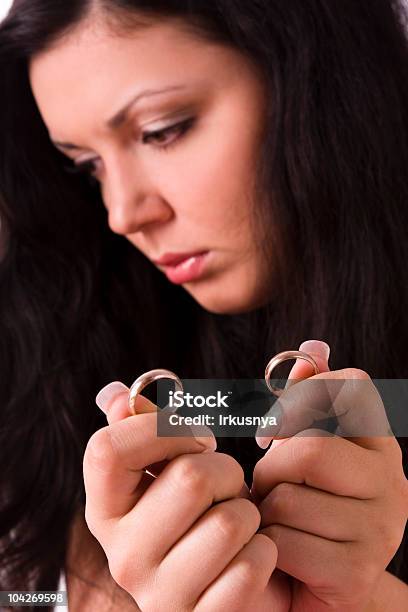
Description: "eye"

(141, 117), (195, 151)
(61, 116), (196, 181)
(63, 159), (100, 186)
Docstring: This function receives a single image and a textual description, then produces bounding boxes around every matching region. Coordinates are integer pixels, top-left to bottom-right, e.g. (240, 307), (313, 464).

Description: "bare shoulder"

(64, 507), (141, 611)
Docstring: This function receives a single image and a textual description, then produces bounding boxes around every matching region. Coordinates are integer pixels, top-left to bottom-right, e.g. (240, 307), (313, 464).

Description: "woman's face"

(29, 15), (270, 314)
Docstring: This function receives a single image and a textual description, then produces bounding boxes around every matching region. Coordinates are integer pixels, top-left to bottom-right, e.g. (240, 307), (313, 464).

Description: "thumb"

(257, 340), (332, 451)
(285, 339), (331, 390)
(95, 381), (158, 425)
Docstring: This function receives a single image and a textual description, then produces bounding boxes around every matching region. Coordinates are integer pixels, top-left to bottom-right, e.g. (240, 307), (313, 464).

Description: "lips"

(153, 251), (208, 267)
(153, 251), (210, 284)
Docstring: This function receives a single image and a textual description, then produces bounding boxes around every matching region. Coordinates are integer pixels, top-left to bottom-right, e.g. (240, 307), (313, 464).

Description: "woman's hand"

(83, 388), (287, 611)
(252, 340), (408, 611)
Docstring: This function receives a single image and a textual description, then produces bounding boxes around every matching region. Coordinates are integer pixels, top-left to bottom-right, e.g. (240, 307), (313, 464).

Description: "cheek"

(158, 127), (258, 235)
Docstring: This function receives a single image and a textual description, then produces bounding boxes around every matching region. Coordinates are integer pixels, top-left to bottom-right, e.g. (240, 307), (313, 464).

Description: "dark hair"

(1, 0), (407, 607)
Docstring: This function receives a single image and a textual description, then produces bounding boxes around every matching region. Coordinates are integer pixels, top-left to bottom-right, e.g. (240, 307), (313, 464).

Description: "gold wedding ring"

(128, 352), (319, 413)
(128, 368), (184, 415)
(264, 350), (320, 397)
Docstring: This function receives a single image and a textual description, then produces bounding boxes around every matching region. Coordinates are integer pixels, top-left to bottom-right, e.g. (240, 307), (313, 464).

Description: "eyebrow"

(52, 84), (187, 151)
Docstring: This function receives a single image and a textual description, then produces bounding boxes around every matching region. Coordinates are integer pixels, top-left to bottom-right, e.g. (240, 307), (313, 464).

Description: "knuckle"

(341, 367), (371, 380)
(83, 502), (98, 535)
(108, 553), (130, 591)
(234, 536), (277, 585)
(137, 592), (160, 612)
(217, 452), (246, 487)
(382, 524), (405, 560)
(386, 439), (404, 466)
(108, 547), (145, 594)
(267, 482), (297, 516)
(85, 427), (117, 472)
(294, 435), (326, 472)
(170, 455), (210, 496)
(211, 506), (243, 542)
(83, 503), (115, 549)
(212, 499), (260, 542)
(232, 556), (263, 587)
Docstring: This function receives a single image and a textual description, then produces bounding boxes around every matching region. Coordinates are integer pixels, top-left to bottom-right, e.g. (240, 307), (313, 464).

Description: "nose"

(103, 154), (173, 236)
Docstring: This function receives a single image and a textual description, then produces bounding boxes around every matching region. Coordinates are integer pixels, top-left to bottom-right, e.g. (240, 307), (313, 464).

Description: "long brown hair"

(1, 1), (407, 607)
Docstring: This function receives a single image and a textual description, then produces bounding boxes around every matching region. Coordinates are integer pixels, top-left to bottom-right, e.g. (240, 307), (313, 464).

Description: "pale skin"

(29, 13), (271, 316)
(28, 10), (408, 611)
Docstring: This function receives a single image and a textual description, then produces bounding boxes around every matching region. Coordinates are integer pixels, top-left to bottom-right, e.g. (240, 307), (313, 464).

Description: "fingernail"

(299, 339), (330, 361)
(95, 381), (129, 414)
(255, 402), (282, 448)
(191, 424), (218, 452)
(255, 435), (272, 449)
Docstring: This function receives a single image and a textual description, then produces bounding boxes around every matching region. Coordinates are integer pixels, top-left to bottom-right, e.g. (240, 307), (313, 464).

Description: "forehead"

(28, 18), (247, 141)
(29, 18), (217, 89)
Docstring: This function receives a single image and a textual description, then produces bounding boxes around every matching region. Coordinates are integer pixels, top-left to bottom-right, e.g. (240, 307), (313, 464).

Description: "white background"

(0, 0), (12, 22)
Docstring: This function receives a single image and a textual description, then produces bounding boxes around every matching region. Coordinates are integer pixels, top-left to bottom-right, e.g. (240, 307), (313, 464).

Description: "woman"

(0, 0), (407, 610)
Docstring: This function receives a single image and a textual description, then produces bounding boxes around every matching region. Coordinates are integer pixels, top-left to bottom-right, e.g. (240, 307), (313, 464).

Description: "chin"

(181, 262), (271, 314)
(185, 285), (268, 315)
